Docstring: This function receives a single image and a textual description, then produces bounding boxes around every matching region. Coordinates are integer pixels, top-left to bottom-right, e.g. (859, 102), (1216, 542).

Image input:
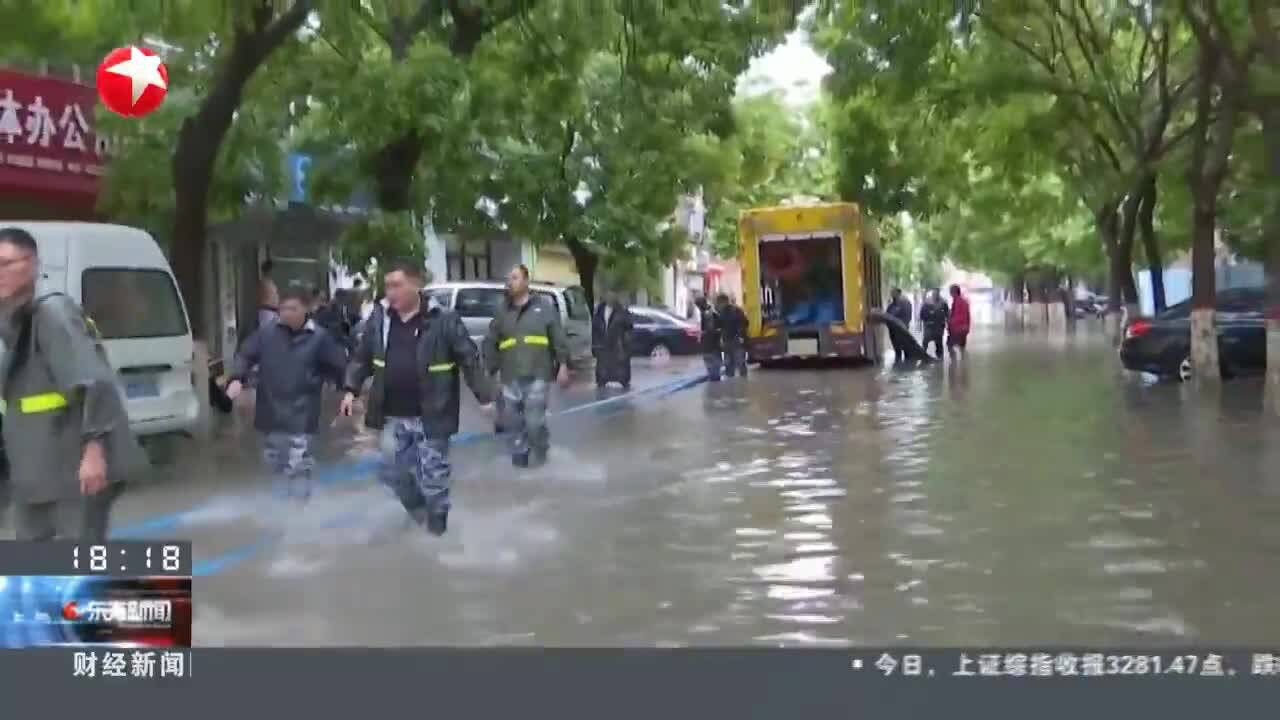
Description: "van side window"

(423, 289), (453, 310)
(534, 291), (560, 314)
(455, 288), (505, 318)
(82, 269), (188, 339)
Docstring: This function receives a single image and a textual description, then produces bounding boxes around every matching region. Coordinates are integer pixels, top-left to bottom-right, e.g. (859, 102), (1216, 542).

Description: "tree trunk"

(1062, 272), (1076, 327)
(1261, 107), (1280, 413)
(1185, 43), (1236, 384)
(1097, 200), (1124, 338)
(565, 235), (598, 308)
(1137, 173), (1167, 313)
(1117, 190), (1142, 323)
(167, 1), (312, 340)
(369, 7), (510, 214)
(371, 132), (424, 212)
(1189, 195), (1220, 381)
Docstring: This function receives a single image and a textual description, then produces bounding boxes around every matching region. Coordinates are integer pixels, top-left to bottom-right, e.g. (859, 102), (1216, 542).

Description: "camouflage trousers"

(378, 417), (451, 518)
(498, 378), (550, 465)
(262, 432), (315, 500)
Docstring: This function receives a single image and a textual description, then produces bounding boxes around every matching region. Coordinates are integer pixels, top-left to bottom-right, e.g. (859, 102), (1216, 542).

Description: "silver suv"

(423, 281), (594, 368)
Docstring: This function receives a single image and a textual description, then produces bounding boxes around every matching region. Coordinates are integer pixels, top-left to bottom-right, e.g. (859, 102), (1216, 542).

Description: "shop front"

(0, 68), (105, 219)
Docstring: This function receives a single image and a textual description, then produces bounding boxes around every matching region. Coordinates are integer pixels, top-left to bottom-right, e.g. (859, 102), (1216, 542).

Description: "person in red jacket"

(947, 284), (971, 360)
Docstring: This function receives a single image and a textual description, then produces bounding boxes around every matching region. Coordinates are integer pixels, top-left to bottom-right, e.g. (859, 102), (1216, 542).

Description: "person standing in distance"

(694, 294), (722, 382)
(716, 293), (749, 378)
(0, 227), (144, 540)
(887, 288), (914, 363)
(591, 288), (634, 390)
(339, 260), (491, 535)
(484, 264), (571, 468)
(947, 284), (971, 361)
(224, 286), (348, 502)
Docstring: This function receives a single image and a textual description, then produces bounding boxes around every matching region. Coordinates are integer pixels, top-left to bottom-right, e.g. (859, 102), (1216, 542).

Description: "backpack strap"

(34, 292), (102, 341)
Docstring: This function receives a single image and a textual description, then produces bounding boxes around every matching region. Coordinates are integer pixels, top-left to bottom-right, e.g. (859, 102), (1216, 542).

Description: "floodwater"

(179, 326), (1280, 646)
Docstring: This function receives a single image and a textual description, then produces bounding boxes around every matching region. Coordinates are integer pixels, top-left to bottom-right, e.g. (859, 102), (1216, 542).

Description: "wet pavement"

(24, 329), (1280, 646)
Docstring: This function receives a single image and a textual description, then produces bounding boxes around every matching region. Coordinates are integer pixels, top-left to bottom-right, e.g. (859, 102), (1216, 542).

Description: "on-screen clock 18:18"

(72, 544), (185, 574)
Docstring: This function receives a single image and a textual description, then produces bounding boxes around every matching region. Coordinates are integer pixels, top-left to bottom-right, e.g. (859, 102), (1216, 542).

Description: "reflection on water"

(443, 328), (1280, 648)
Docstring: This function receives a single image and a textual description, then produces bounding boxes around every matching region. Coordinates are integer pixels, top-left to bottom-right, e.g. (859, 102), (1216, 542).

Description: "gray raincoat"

(1, 293), (145, 505)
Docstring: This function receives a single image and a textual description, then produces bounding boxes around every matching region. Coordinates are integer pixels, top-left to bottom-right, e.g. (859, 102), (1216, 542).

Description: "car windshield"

(82, 269), (188, 339)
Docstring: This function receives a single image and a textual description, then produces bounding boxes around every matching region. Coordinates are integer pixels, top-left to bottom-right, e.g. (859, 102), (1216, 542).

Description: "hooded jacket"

(230, 318), (348, 435)
(2, 293), (142, 504)
(344, 293), (491, 438)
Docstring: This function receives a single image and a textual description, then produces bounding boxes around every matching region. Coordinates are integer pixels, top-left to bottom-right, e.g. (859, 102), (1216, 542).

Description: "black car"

(627, 306), (701, 359)
(1119, 287), (1267, 381)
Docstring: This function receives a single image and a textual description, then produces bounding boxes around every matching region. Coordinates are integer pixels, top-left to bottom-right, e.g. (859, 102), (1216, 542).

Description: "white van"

(10, 221), (200, 443)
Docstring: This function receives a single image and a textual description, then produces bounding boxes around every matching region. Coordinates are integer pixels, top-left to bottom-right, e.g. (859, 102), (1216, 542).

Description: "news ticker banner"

(2, 650), (1279, 715)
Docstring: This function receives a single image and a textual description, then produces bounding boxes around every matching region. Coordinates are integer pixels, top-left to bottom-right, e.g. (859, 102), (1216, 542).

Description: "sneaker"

(426, 511), (448, 536)
(512, 453), (530, 468)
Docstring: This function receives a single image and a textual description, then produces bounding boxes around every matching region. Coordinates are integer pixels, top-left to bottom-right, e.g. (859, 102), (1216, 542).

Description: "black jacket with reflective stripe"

(344, 296), (491, 437)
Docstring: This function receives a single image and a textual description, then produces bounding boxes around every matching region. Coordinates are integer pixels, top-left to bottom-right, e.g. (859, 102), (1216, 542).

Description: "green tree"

(704, 92), (836, 259)
(457, 2), (795, 303)
(2, 0), (314, 339)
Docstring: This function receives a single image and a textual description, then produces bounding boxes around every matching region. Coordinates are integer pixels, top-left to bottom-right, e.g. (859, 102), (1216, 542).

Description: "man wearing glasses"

(0, 227), (143, 540)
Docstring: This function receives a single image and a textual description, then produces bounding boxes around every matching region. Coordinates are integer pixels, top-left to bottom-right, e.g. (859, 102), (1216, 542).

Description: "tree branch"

(408, 0), (449, 37)
(260, 0), (313, 54)
(352, 4), (394, 48)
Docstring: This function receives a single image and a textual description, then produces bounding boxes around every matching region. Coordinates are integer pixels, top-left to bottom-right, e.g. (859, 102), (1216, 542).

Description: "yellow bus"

(739, 202), (883, 364)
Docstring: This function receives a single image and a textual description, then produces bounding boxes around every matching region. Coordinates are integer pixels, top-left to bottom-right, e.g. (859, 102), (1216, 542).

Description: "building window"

(447, 238), (492, 281)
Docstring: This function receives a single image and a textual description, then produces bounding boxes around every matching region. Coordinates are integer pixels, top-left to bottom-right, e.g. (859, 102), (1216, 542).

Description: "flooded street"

(103, 327), (1280, 646)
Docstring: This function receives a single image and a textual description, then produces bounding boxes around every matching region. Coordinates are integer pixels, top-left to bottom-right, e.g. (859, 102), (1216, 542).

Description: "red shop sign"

(0, 69), (105, 199)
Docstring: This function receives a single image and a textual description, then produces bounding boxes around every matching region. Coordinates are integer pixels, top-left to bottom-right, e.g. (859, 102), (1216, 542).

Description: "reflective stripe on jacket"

(343, 295), (491, 437)
(483, 295), (571, 380)
(2, 294), (132, 503)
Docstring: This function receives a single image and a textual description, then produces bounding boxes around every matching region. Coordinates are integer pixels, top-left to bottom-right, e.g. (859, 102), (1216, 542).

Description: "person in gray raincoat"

(591, 289), (633, 390)
(484, 264), (571, 469)
(0, 227), (145, 540)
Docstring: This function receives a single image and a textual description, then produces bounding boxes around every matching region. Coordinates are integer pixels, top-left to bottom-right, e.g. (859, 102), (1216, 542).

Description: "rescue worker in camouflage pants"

(484, 264), (571, 468)
(341, 260), (492, 535)
(227, 286), (348, 502)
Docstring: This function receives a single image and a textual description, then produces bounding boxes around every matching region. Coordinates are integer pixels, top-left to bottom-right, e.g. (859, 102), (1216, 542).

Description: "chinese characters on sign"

(72, 650), (189, 679)
(0, 69), (106, 197)
(851, 652), (1280, 679)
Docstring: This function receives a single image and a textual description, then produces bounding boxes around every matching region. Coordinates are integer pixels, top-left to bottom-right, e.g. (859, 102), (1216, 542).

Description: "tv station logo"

(61, 599), (173, 626)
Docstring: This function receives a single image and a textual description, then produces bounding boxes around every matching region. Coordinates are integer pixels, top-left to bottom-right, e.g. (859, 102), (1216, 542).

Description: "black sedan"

(627, 306), (701, 360)
(1120, 287), (1267, 381)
